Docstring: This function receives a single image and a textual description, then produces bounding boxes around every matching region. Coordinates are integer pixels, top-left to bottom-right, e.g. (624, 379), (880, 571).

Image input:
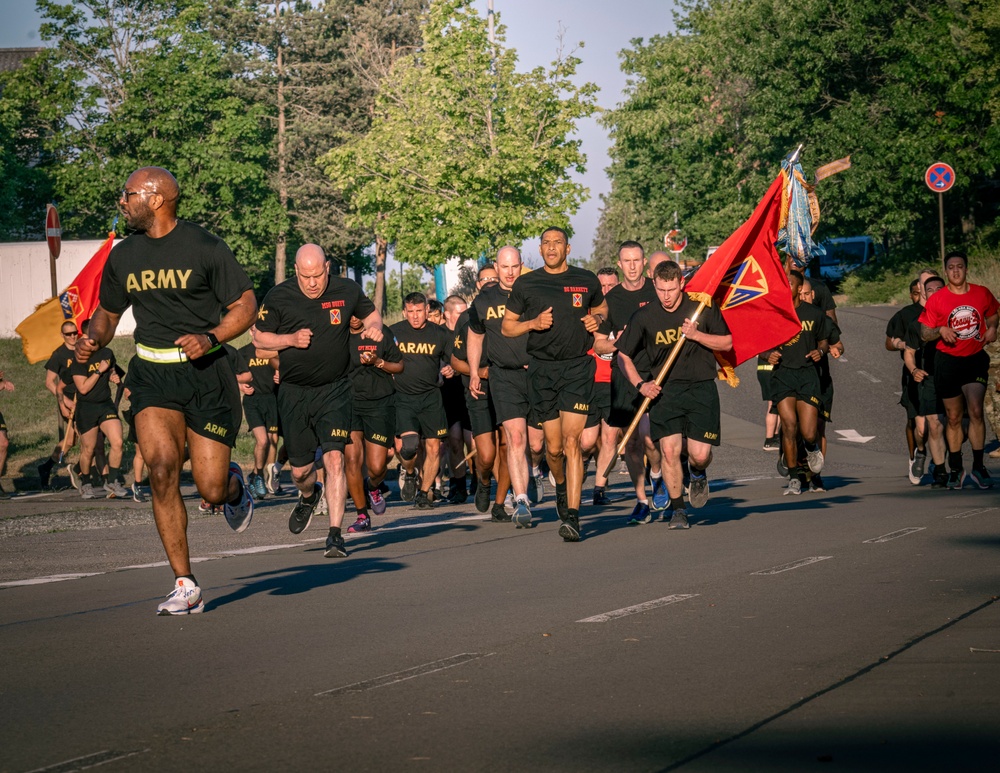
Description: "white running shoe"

(81, 482), (101, 499)
(223, 462), (254, 533)
(108, 480), (130, 499)
(806, 447), (824, 474)
(157, 577), (205, 615)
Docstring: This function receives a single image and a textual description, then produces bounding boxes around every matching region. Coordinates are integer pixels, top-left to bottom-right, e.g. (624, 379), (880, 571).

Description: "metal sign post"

(45, 204), (62, 298)
(924, 162), (955, 262)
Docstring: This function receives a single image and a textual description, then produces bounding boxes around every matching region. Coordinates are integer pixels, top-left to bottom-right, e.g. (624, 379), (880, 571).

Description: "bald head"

(647, 251), (671, 277)
(120, 167), (180, 233)
(495, 246), (523, 290)
(294, 244), (330, 298)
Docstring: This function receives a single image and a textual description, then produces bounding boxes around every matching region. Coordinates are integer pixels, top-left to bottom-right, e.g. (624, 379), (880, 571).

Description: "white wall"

(0, 240), (136, 338)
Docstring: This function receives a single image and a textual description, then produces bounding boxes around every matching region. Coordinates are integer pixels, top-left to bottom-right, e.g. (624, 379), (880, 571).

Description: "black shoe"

(930, 464), (948, 488)
(592, 488), (614, 507)
(809, 474), (826, 492)
(378, 480), (391, 496)
(555, 482), (568, 520)
(447, 478), (468, 505)
(474, 477), (491, 513)
(558, 515), (581, 542)
(400, 470), (418, 501)
(947, 468), (965, 490)
(763, 436), (779, 451)
(490, 503), (512, 522)
(38, 460), (54, 489)
(776, 451), (789, 478)
(289, 483), (322, 534)
(668, 509), (690, 529)
(324, 531), (348, 558)
(413, 490), (435, 510)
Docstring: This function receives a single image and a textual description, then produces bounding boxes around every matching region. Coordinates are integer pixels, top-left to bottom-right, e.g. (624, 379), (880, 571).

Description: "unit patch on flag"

(719, 256), (768, 311)
(330, 309), (342, 325)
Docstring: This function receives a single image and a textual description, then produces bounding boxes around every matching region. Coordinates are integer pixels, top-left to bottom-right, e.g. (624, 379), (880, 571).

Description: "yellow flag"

(15, 297), (68, 364)
(815, 155), (852, 182)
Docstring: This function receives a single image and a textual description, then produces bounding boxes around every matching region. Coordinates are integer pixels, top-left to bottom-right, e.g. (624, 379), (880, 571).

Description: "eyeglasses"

(120, 189), (152, 202)
(62, 331), (79, 337)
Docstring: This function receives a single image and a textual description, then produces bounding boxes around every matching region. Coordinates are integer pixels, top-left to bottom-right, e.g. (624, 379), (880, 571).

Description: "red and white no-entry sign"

(665, 229), (688, 254)
(46, 204), (62, 259)
(925, 162), (955, 193)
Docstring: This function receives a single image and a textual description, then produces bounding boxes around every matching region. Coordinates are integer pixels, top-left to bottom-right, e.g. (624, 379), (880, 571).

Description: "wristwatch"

(205, 332), (220, 349)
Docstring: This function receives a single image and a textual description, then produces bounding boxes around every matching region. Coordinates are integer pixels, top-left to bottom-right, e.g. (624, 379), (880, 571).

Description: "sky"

(1, 0), (678, 264)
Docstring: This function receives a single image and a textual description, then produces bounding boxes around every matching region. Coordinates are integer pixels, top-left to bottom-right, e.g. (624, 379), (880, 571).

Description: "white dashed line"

(316, 653), (492, 696)
(0, 573), (104, 588)
(25, 748), (148, 772)
(863, 527), (926, 544)
(752, 556), (832, 575)
(946, 507), (997, 520)
(856, 370), (881, 383)
(577, 593), (699, 623)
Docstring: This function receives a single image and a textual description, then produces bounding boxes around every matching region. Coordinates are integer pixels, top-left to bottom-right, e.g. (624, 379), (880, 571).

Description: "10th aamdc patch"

(330, 309), (342, 325)
(572, 293), (583, 307)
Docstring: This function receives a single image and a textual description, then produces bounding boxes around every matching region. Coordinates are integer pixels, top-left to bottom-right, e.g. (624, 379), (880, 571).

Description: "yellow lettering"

(126, 273), (140, 293)
(156, 269), (176, 289)
(330, 428), (348, 438)
(176, 268), (193, 289)
(485, 304), (506, 320)
(203, 422), (227, 437)
(654, 328), (681, 346)
(801, 320), (814, 331)
(573, 402), (589, 411)
(141, 270), (155, 291)
(703, 431), (719, 440)
(372, 433), (388, 443)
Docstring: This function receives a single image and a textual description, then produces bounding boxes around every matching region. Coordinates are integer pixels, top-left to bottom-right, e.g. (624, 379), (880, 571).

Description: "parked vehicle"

(814, 236), (884, 283)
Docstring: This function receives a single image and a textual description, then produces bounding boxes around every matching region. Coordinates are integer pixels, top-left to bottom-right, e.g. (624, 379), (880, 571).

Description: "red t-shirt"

(918, 283), (999, 357)
(589, 347), (613, 383)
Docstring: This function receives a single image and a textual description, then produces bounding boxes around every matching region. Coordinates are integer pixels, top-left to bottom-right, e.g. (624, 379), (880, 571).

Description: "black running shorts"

(586, 381), (612, 429)
(757, 361), (775, 402)
(608, 365), (644, 429)
(769, 366), (823, 411)
(465, 379), (498, 437)
(528, 355), (595, 424)
(648, 380), (721, 445)
(126, 349), (242, 447)
(917, 373), (942, 417)
(395, 389), (448, 439)
(74, 400), (119, 434)
(488, 366), (533, 426)
(897, 367), (919, 420)
(278, 378), (352, 466)
(442, 377), (471, 431)
(352, 396), (395, 448)
(934, 350), (989, 400)
(244, 392), (280, 434)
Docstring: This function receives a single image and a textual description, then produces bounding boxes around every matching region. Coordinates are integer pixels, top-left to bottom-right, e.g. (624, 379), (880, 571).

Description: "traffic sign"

(925, 162), (955, 193)
(46, 204), (62, 259)
(665, 229), (688, 254)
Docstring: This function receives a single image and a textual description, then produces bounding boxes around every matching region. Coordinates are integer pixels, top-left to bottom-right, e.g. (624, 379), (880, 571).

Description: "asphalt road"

(2, 305), (999, 773)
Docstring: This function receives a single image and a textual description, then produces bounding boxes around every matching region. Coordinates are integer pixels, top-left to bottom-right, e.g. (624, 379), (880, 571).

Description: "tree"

(320, 0), (599, 291)
(364, 263), (433, 314)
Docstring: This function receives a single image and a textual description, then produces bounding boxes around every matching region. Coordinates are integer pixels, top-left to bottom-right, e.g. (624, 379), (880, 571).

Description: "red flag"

(16, 233), (116, 363)
(684, 174), (800, 376)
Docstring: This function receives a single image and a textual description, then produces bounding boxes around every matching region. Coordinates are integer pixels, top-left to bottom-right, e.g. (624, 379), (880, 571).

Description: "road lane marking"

(26, 748), (148, 772)
(316, 653), (492, 697)
(752, 556), (832, 575)
(946, 507), (997, 520)
(0, 573), (103, 588)
(835, 429), (875, 443)
(576, 593), (699, 623)
(856, 370), (881, 383)
(863, 527), (926, 543)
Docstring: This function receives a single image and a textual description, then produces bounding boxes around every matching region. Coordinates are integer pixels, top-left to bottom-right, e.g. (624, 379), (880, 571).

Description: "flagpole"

(601, 301), (707, 480)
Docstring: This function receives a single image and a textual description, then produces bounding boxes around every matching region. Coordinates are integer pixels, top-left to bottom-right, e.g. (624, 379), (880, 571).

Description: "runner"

(77, 166), (257, 615)
(254, 243), (382, 555)
(918, 250), (999, 488)
(594, 241), (665, 523)
(345, 315), (403, 532)
(441, 294), (473, 504)
(390, 292), (454, 509)
(238, 332), (280, 500)
(585, 267), (623, 507)
(70, 342), (128, 499)
(502, 227), (607, 541)
(39, 322), (81, 488)
(766, 270), (832, 495)
(615, 260), (732, 528)
(468, 247), (546, 527)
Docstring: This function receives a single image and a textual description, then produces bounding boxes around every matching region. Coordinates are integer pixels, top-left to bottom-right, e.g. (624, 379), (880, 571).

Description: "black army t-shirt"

(505, 266), (603, 361)
(468, 283), (525, 369)
(774, 302), (833, 370)
(69, 347), (117, 404)
(616, 295), (729, 383)
(885, 302), (922, 362)
(100, 220), (253, 348)
(349, 324), (402, 401)
(599, 279), (658, 371)
(257, 277), (375, 388)
(238, 342), (275, 396)
(390, 320), (453, 395)
(46, 344), (78, 400)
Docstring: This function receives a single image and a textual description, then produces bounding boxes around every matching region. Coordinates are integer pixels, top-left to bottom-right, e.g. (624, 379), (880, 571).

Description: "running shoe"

(969, 467), (994, 489)
(400, 469), (418, 502)
(688, 473), (709, 508)
(668, 509), (690, 529)
(199, 499), (213, 513)
(108, 479), (130, 499)
(324, 531), (349, 558)
(911, 451), (927, 483)
(81, 482), (101, 499)
(784, 477), (802, 496)
(474, 477), (491, 513)
(527, 473), (542, 504)
(763, 436), (779, 451)
(555, 483), (569, 521)
(315, 489), (329, 515)
(131, 482), (147, 503)
(592, 488), (614, 507)
(224, 462), (254, 533)
(513, 497), (532, 528)
(776, 452), (789, 478)
(930, 464), (948, 489)
(650, 476), (669, 511)
(366, 478), (387, 515)
(413, 490), (434, 510)
(490, 503), (512, 522)
(809, 474), (826, 492)
(289, 482), (322, 534)
(558, 514), (581, 542)
(504, 492), (515, 514)
(269, 462), (284, 494)
(156, 577), (204, 616)
(264, 463), (275, 494)
(627, 501), (652, 525)
(347, 515), (371, 533)
(67, 464), (82, 492)
(103, 480), (115, 497)
(946, 468), (965, 490)
(806, 447), (824, 474)
(250, 472), (267, 501)
(447, 478), (468, 505)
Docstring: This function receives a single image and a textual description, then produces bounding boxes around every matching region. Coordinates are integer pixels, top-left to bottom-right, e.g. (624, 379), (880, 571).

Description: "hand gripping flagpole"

(601, 301), (707, 481)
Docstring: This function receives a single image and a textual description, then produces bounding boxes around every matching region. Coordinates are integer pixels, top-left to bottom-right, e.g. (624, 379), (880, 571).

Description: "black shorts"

(74, 400), (119, 434)
(528, 355), (595, 424)
(649, 380), (721, 445)
(442, 377), (471, 431)
(489, 366), (533, 426)
(770, 366), (823, 411)
(352, 397), (395, 448)
(465, 379), (498, 437)
(395, 390), (448, 439)
(278, 378), (352, 466)
(757, 362), (775, 402)
(244, 392), (279, 433)
(934, 350), (989, 400)
(917, 373), (942, 416)
(898, 367), (919, 420)
(586, 381), (612, 428)
(608, 365), (644, 429)
(126, 350), (242, 447)
(0, 410), (6, 433)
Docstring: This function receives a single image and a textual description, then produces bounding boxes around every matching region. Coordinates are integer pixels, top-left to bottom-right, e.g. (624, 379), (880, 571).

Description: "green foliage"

(365, 265), (434, 314)
(598, 0), (1000, 264)
(321, 0), (599, 266)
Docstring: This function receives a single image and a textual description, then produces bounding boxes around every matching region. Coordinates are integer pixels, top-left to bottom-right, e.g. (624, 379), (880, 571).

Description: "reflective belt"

(757, 363), (774, 371)
(136, 343), (221, 363)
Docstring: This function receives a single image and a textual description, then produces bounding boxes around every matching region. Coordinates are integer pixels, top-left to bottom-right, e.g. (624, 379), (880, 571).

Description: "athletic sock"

(531, 465), (541, 477)
(88, 470), (102, 486)
(804, 441), (819, 453)
(109, 467), (121, 484)
(973, 449), (984, 469)
(689, 465), (706, 479)
(356, 509), (369, 519)
(650, 471), (662, 480)
(949, 451), (963, 471)
(567, 508), (579, 518)
(303, 485), (319, 504)
(328, 526), (342, 539)
(670, 496), (684, 511)
(177, 574), (198, 586)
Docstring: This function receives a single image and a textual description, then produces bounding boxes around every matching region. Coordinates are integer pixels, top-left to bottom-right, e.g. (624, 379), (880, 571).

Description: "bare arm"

(45, 370), (59, 396)
(885, 335), (905, 352)
(73, 358), (111, 395)
(451, 353), (470, 377)
(359, 309), (384, 342)
(502, 307), (551, 338)
(681, 318), (733, 352)
(593, 332), (616, 355)
(467, 329), (488, 398)
(175, 288), (258, 360)
(618, 351), (661, 400)
(75, 305), (122, 362)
